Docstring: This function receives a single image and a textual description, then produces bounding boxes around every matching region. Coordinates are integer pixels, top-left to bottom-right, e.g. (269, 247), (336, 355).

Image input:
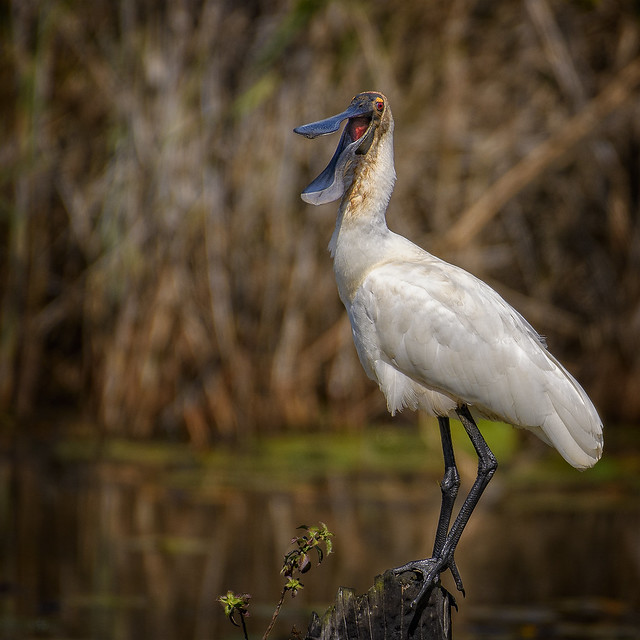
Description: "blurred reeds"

(1, 0), (639, 442)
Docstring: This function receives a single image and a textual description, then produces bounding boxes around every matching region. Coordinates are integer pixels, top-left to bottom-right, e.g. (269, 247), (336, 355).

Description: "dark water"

(2, 425), (639, 639)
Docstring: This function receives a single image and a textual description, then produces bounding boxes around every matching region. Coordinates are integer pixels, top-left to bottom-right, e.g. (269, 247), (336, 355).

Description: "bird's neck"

(329, 131), (396, 254)
(329, 132), (397, 303)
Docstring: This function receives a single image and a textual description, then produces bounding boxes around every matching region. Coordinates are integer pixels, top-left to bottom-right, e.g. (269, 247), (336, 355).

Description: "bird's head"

(294, 91), (393, 205)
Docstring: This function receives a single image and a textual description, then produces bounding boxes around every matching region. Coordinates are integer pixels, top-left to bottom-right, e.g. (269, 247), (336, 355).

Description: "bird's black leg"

(393, 405), (497, 607)
(432, 417), (463, 590)
(436, 405), (497, 593)
(432, 416), (460, 556)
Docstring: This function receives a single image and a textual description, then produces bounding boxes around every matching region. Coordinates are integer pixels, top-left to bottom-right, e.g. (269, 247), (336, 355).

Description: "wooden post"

(305, 570), (453, 640)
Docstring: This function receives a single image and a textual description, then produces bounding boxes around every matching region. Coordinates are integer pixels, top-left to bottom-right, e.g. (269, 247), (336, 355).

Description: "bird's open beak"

(294, 101), (375, 205)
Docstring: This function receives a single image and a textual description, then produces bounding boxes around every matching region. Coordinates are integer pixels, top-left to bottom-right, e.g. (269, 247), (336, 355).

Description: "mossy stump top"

(305, 570), (453, 640)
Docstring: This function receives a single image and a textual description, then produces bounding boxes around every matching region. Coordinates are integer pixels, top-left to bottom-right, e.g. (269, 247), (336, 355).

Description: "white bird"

(294, 91), (603, 605)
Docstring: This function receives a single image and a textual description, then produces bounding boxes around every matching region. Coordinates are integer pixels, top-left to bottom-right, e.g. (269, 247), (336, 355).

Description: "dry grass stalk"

(443, 56), (640, 250)
(1, 0), (639, 439)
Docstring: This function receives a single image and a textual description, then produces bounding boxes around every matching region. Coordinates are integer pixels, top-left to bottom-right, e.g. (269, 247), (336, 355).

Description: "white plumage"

(347, 253), (602, 469)
(295, 91), (603, 601)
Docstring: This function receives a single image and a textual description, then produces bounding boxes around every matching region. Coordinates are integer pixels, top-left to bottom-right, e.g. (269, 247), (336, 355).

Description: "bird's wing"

(352, 258), (603, 468)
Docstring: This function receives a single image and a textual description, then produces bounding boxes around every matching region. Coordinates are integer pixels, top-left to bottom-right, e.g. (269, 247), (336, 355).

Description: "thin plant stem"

(262, 587), (287, 640)
(240, 613), (249, 640)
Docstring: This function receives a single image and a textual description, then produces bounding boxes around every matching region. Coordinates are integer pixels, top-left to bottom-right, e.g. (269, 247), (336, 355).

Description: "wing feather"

(349, 257), (603, 468)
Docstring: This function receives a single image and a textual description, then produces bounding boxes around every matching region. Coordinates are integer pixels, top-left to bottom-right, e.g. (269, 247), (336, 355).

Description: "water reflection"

(3, 430), (639, 639)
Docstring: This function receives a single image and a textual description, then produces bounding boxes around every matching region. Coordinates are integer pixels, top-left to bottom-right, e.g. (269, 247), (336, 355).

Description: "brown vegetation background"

(2, 0), (640, 443)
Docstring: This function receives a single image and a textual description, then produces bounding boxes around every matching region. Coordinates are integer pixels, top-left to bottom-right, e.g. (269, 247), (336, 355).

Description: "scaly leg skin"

(432, 416), (461, 580)
(393, 406), (497, 608)
(393, 417), (463, 596)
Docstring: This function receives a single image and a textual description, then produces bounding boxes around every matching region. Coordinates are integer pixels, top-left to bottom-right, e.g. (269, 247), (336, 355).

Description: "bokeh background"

(2, 0), (640, 639)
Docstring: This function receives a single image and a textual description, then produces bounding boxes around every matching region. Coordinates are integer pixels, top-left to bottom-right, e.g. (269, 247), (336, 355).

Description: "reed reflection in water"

(3, 431), (639, 640)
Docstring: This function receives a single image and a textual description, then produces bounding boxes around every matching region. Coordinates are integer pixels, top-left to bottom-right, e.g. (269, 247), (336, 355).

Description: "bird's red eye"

(375, 99), (384, 112)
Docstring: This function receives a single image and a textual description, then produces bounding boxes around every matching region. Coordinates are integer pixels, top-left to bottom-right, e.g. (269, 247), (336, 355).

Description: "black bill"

(294, 97), (376, 205)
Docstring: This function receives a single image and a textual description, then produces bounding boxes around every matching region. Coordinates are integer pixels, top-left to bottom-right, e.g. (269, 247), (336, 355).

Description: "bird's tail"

(539, 359), (603, 469)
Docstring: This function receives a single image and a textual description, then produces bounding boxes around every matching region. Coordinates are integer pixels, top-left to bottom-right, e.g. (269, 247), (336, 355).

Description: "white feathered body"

(329, 115), (603, 470)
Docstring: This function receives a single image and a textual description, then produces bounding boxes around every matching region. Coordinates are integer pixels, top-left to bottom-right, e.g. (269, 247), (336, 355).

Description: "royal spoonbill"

(294, 91), (603, 605)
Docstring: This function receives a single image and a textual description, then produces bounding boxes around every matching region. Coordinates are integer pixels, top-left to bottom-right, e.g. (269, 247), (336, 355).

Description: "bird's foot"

(392, 554), (464, 609)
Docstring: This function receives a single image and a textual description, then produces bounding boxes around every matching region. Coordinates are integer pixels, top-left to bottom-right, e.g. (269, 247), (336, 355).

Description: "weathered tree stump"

(305, 570), (453, 640)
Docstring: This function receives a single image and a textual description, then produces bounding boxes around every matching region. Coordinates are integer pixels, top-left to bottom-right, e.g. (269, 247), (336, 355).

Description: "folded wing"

(350, 258), (603, 469)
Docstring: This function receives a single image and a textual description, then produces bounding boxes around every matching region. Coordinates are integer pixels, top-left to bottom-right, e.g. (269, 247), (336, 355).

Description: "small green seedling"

(218, 591), (251, 638)
(220, 522), (334, 640)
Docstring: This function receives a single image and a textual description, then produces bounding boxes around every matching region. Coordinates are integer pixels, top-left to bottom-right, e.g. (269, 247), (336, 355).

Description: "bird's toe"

(393, 554), (464, 607)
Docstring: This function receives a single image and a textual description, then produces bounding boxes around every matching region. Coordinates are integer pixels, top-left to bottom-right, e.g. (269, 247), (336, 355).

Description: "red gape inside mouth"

(347, 116), (370, 142)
